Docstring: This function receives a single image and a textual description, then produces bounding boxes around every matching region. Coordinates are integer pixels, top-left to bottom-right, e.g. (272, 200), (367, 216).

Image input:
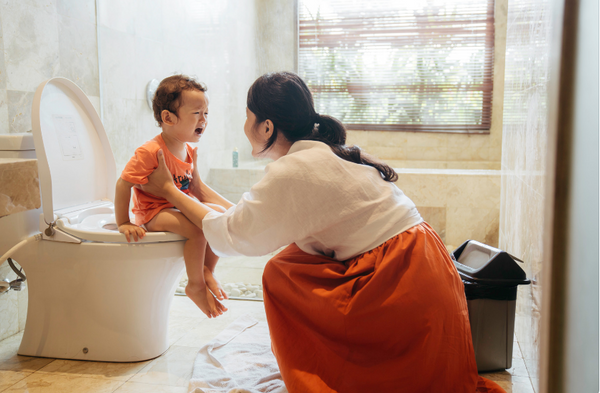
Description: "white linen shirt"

(202, 140), (423, 261)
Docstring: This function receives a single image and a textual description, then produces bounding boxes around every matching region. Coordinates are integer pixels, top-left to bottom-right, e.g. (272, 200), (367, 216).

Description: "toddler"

(114, 75), (228, 318)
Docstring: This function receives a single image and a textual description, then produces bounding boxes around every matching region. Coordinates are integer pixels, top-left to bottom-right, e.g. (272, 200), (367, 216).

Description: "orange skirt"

(262, 223), (505, 393)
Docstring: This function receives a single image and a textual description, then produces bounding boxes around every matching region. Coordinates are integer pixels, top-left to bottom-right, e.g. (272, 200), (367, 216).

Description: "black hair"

(246, 72), (398, 182)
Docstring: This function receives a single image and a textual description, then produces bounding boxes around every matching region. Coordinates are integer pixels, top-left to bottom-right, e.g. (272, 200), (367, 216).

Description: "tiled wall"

(0, 0), (99, 135)
(499, 0), (553, 390)
(0, 0), (99, 342)
(98, 0), (262, 179)
(344, 0), (508, 171)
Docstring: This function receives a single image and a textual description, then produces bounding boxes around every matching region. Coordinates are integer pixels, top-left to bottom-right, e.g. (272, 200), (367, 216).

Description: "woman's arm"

(139, 150), (218, 229)
(188, 148), (235, 209)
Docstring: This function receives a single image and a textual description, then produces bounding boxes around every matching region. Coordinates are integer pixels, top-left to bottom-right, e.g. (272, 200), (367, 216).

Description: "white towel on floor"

(188, 315), (288, 393)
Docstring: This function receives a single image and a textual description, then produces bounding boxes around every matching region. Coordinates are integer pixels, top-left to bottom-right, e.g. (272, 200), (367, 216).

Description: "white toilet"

(11, 77), (187, 362)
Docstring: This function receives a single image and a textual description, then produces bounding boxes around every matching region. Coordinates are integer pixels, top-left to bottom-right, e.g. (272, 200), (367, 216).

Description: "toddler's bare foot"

(185, 282), (225, 318)
(204, 267), (228, 300)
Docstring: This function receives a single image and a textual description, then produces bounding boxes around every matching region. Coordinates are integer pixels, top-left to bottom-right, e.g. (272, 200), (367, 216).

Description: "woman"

(141, 72), (505, 393)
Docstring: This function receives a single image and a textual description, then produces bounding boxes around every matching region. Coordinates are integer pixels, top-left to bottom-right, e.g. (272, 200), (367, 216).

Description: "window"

(298, 0), (495, 132)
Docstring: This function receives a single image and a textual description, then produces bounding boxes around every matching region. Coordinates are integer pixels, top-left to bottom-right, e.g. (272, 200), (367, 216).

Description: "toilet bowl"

(11, 77), (186, 362)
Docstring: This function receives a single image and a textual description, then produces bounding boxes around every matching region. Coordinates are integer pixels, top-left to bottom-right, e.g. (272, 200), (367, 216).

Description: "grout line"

(515, 338), (538, 392)
(110, 380), (128, 393)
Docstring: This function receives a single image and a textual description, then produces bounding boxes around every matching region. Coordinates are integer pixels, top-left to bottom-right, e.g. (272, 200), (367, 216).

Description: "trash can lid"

(452, 240), (531, 286)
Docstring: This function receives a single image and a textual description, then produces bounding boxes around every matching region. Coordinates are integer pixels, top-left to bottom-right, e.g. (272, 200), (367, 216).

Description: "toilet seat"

(54, 202), (185, 244)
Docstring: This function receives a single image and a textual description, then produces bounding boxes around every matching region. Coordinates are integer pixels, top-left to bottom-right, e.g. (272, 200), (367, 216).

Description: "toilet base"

(14, 239), (185, 362)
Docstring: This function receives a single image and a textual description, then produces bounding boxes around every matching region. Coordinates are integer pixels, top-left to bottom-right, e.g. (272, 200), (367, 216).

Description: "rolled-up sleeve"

(201, 161), (324, 257)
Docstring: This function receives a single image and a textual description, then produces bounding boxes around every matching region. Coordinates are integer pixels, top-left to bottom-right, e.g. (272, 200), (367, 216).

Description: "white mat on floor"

(188, 315), (288, 393)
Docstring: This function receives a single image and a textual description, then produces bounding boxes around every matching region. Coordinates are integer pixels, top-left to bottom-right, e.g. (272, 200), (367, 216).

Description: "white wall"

(98, 0), (260, 179)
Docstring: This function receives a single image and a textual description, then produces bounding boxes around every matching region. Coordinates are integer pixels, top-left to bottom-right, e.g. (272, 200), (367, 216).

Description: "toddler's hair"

(153, 75), (207, 125)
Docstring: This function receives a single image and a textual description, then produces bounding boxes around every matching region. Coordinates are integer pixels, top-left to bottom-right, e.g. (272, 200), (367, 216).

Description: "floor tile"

(495, 376), (535, 393)
(505, 357), (531, 378)
(0, 370), (31, 391)
(112, 381), (187, 392)
(173, 300), (266, 348)
(2, 373), (124, 392)
(0, 332), (54, 372)
(168, 297), (208, 322)
(35, 358), (151, 381)
(128, 346), (200, 387)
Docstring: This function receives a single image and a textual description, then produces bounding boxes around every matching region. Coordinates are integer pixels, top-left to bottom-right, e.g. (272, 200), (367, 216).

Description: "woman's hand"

(138, 150), (177, 198)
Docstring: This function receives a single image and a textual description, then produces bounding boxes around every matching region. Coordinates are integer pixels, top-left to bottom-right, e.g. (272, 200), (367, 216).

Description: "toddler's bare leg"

(204, 245), (228, 300)
(146, 209), (227, 318)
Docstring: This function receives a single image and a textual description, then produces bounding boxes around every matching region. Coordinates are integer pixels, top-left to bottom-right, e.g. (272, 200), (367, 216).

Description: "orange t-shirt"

(121, 134), (195, 225)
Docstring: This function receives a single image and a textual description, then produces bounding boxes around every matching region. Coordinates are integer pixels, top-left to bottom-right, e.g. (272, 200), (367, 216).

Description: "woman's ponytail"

(248, 72), (398, 182)
(308, 114), (398, 182)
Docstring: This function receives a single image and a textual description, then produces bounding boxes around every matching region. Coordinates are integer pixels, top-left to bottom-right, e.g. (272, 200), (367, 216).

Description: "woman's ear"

(161, 110), (178, 126)
(264, 119), (274, 139)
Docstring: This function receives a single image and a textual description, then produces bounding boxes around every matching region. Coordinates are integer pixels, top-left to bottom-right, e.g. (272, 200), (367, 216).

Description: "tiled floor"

(0, 253), (537, 393)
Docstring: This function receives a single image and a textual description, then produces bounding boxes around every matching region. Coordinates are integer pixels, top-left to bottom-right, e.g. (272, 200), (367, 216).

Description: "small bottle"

(232, 147), (239, 168)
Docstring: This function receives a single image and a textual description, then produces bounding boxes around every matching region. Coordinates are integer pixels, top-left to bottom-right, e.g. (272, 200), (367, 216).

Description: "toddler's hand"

(118, 222), (146, 243)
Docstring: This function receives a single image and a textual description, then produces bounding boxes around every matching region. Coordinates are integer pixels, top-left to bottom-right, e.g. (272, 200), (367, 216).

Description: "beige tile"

(113, 381), (187, 392)
(17, 288), (27, 332)
(365, 146), (404, 160)
(365, 131), (408, 147)
(417, 207), (446, 243)
(403, 132), (448, 147)
(404, 146), (448, 161)
(0, 289), (19, 341)
(481, 370), (513, 382)
(387, 160), (449, 169)
(445, 173), (501, 209)
(446, 207), (500, 248)
(0, 332), (54, 372)
(345, 130), (368, 147)
(168, 317), (206, 347)
(505, 357), (531, 378)
(129, 345), (200, 387)
(4, 373), (124, 392)
(448, 160), (501, 170)
(36, 358), (151, 381)
(495, 376), (536, 393)
(0, 370), (31, 391)
(395, 173), (449, 207)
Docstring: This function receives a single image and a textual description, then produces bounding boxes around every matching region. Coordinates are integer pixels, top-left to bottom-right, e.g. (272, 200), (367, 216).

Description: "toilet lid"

(31, 78), (116, 225)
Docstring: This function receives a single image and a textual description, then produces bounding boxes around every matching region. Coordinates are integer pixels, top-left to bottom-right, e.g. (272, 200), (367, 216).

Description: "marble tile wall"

(499, 0), (553, 390)
(98, 0), (263, 180)
(0, 0), (100, 135)
(0, 0), (99, 342)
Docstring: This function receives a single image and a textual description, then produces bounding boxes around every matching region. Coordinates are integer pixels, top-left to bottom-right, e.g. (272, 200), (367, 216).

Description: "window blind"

(299, 0), (495, 132)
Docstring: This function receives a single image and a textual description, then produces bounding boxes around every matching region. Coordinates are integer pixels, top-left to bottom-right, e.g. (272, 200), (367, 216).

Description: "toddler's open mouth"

(195, 127), (204, 136)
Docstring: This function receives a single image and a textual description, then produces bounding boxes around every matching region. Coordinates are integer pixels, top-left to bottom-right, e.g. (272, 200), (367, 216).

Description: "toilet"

(11, 77), (186, 362)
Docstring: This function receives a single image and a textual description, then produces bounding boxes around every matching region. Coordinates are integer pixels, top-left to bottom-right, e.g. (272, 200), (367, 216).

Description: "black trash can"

(451, 240), (531, 372)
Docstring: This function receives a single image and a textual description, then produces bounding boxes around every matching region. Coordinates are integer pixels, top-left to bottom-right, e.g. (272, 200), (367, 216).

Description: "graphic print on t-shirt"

(174, 170), (192, 191)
